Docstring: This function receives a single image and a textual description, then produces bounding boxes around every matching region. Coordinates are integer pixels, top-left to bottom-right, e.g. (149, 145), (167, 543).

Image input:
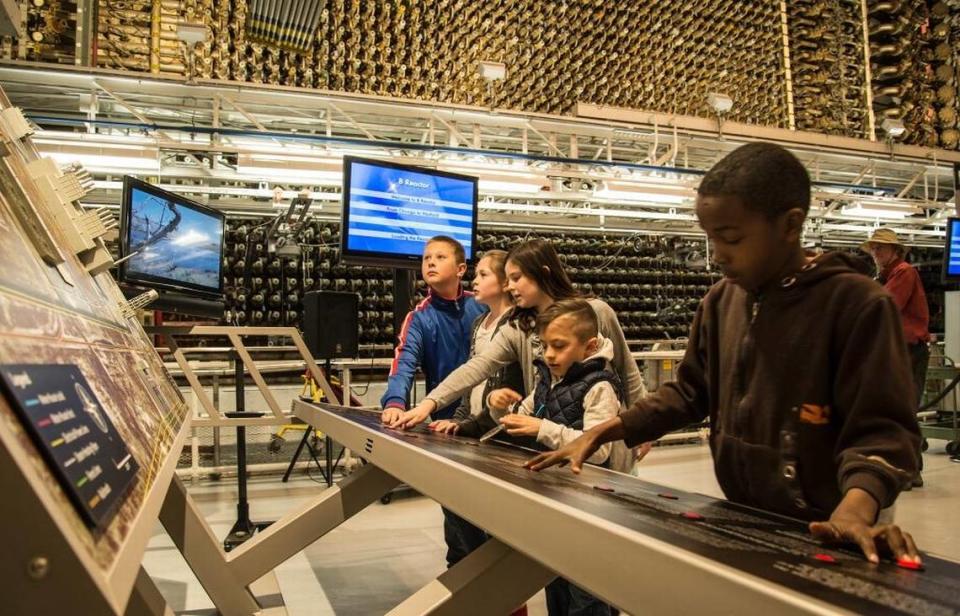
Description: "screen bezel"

(119, 176), (226, 298)
(943, 217), (960, 283)
(339, 156), (479, 269)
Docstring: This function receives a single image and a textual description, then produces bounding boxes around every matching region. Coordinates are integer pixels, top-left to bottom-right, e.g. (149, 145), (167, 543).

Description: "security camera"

(707, 92), (734, 115)
(881, 118), (906, 138)
(478, 61), (507, 82)
(176, 22), (206, 45)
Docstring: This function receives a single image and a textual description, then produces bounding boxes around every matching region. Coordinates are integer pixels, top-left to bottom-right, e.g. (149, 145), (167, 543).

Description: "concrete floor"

(142, 441), (960, 615)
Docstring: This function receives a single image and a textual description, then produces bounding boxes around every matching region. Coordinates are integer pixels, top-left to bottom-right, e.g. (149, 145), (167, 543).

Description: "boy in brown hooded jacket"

(527, 142), (923, 566)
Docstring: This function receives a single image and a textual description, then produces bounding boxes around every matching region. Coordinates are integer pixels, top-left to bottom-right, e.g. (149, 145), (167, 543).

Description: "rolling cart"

(919, 364), (960, 459)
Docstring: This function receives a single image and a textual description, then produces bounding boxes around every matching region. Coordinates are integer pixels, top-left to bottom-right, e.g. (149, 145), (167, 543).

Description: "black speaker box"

(302, 291), (359, 359)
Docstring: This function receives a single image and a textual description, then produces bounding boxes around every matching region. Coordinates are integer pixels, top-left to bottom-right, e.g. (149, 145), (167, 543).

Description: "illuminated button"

(896, 559), (924, 571)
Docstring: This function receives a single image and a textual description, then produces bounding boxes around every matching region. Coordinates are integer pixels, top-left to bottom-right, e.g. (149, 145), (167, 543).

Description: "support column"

(387, 538), (556, 616)
(159, 476), (261, 616)
(226, 463), (399, 585)
(124, 567), (174, 616)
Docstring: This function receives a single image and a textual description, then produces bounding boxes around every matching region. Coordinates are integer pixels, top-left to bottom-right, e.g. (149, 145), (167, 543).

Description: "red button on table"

(658, 493), (679, 500)
(813, 553), (837, 564)
(681, 511), (704, 521)
(593, 484), (615, 493)
(897, 559), (924, 571)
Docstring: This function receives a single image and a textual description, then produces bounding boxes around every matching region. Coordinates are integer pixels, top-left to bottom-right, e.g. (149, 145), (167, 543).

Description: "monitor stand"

(121, 285), (225, 319)
(392, 268), (415, 336)
(223, 351), (272, 551)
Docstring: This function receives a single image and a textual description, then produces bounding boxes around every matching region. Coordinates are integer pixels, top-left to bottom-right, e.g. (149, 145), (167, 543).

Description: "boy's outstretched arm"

(810, 488), (920, 564)
(381, 312), (425, 424)
(528, 300), (712, 472)
(525, 415), (627, 473)
(820, 295), (923, 563)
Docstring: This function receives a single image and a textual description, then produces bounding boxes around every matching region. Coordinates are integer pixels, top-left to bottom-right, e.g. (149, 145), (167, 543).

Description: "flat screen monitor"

(119, 176), (225, 298)
(943, 217), (960, 282)
(340, 156), (479, 267)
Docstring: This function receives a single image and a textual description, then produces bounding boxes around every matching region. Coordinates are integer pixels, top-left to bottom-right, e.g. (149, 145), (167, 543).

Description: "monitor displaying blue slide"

(943, 218), (960, 282)
(340, 157), (479, 267)
(119, 176), (225, 297)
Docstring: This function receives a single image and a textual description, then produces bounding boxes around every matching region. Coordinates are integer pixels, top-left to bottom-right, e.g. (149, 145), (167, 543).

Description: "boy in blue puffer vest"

(490, 298), (621, 616)
(380, 235), (487, 422)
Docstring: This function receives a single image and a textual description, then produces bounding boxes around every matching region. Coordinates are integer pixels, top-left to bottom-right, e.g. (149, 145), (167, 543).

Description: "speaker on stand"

(285, 291), (360, 485)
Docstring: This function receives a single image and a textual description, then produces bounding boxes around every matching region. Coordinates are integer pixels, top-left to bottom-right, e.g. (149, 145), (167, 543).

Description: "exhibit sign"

(0, 363), (139, 531)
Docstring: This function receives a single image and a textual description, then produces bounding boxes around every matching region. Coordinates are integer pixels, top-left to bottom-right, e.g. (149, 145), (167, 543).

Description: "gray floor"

(143, 441), (960, 615)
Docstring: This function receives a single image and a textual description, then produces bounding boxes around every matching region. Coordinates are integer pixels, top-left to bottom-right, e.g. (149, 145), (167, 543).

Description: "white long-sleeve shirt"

(490, 337), (620, 466)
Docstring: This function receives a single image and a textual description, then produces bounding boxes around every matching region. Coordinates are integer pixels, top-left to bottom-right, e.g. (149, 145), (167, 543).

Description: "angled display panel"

(295, 402), (960, 616)
(0, 89), (189, 614)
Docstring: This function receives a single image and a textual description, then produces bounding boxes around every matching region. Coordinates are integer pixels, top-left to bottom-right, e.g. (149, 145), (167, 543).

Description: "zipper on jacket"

(734, 295), (761, 433)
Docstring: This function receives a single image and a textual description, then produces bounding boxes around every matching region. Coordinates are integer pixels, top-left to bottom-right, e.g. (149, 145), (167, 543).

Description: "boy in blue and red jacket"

(380, 235), (487, 571)
(380, 235), (487, 422)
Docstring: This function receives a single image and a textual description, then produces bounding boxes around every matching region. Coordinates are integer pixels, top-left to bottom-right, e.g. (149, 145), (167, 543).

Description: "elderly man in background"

(863, 228), (930, 488)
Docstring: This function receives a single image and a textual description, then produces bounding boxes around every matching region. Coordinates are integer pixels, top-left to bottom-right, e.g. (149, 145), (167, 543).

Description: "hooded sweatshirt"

(380, 287), (487, 419)
(618, 252), (921, 521)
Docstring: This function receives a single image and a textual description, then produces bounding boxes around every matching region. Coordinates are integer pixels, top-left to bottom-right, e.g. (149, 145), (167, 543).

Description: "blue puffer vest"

(531, 356), (623, 436)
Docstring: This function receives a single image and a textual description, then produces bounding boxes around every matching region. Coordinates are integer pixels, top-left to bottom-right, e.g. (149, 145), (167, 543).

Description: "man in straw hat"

(862, 228), (930, 487)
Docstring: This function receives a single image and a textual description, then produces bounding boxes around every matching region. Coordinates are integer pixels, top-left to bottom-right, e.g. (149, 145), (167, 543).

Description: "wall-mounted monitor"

(119, 176), (225, 299)
(943, 217), (960, 283)
(340, 156), (479, 268)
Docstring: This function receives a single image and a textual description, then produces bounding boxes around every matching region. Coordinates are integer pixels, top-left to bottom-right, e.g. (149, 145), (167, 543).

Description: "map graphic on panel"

(0, 87), (189, 573)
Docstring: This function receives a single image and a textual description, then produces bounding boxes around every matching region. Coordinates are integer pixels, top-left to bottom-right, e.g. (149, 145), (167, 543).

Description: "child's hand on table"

(429, 420), (460, 435)
(500, 414), (541, 437)
(809, 487), (921, 565)
(381, 407), (403, 424)
(389, 400), (436, 430)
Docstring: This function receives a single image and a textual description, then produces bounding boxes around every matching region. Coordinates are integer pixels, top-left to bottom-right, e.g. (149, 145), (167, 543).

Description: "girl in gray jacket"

(389, 239), (647, 454)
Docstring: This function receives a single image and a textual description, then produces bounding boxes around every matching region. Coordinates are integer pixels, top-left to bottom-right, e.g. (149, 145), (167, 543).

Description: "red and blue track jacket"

(380, 287), (487, 419)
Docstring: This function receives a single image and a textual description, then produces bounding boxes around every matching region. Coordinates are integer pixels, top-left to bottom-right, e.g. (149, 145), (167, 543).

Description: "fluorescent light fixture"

(840, 202), (912, 220)
(612, 128), (650, 138)
(439, 161), (529, 177)
(820, 223), (944, 238)
(35, 142), (160, 172)
(481, 220), (705, 238)
(478, 180), (540, 194)
(592, 180), (692, 205)
(236, 153), (342, 185)
(478, 177), (545, 194)
(479, 200), (696, 222)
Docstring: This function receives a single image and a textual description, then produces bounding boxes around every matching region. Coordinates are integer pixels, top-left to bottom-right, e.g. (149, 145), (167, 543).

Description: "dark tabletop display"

(338, 407), (960, 616)
(0, 364), (139, 531)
